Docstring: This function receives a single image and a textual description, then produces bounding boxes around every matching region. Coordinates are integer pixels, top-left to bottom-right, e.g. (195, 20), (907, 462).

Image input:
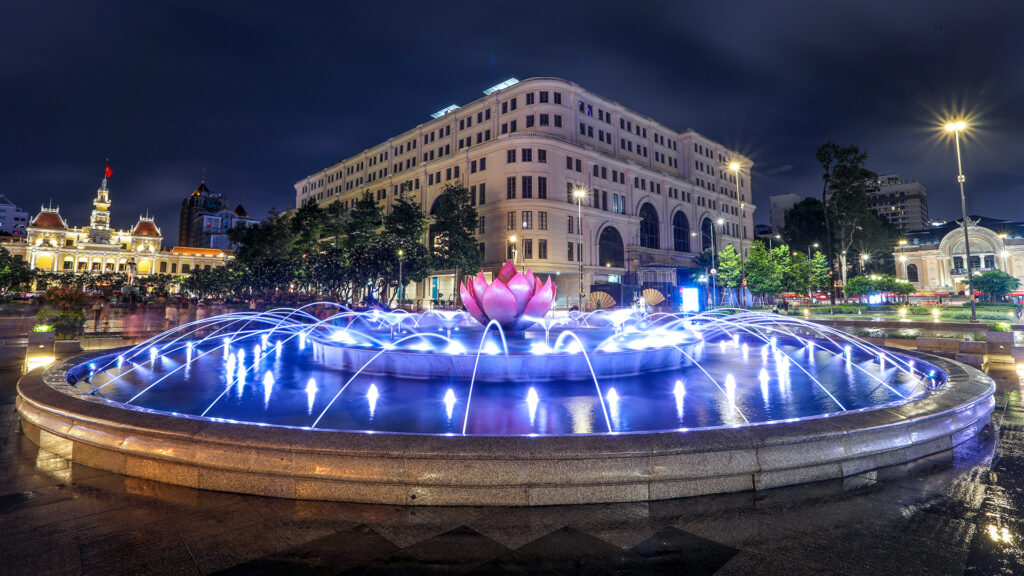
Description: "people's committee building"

(3, 176), (229, 278)
(294, 77), (754, 308)
(895, 216), (1024, 297)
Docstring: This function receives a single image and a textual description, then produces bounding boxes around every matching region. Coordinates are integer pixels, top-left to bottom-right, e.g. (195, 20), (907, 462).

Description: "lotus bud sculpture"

(460, 261), (557, 330)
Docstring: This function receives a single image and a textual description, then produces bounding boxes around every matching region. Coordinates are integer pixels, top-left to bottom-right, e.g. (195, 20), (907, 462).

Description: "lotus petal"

(472, 272), (489, 302)
(524, 269), (536, 292)
(522, 277), (555, 319)
(460, 281), (488, 325)
(480, 279), (518, 326)
(497, 261), (518, 284)
(506, 272), (534, 316)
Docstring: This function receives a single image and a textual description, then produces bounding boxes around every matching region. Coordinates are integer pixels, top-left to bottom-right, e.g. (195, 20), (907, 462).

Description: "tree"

(843, 275), (875, 298)
(780, 248), (809, 296)
(816, 142), (878, 302)
(974, 270), (1020, 301)
(715, 244), (742, 304)
(745, 241), (784, 301)
(0, 247), (33, 293)
(383, 194), (431, 305)
(430, 183), (482, 303)
(781, 198), (828, 255)
(229, 211), (298, 296)
(808, 251), (831, 293)
(182, 267), (239, 299)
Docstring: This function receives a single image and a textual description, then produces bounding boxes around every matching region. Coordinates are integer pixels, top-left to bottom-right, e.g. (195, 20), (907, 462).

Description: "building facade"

(869, 174), (929, 231)
(768, 193), (801, 234)
(294, 77), (755, 308)
(4, 177), (229, 279)
(894, 216), (1024, 297)
(0, 194), (29, 237)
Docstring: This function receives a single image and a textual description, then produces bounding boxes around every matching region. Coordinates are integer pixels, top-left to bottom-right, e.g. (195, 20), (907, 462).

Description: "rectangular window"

(539, 91), (549, 103)
(522, 176), (532, 198)
(524, 239), (533, 259)
(171, 263), (177, 273)
(526, 92), (535, 105)
(480, 157), (486, 170)
(502, 101), (508, 114)
(478, 216), (485, 234)
(538, 211), (547, 230)
(501, 123), (508, 134)
(538, 149), (546, 163)
(506, 176), (516, 199)
(510, 98), (517, 110)
(507, 149), (516, 163)
(538, 176), (547, 199)
(522, 148), (532, 162)
(579, 122), (586, 135)
(566, 155), (573, 170)
(602, 190), (608, 211)
(522, 211), (532, 229)
(470, 185), (477, 205)
(577, 243), (582, 262)
(446, 168), (451, 181)
(471, 160), (477, 173)
(538, 239), (547, 259)
(160, 261), (167, 273)
(575, 159), (582, 172)
(507, 211), (516, 230)
(507, 243), (515, 260)
(526, 115), (535, 128)
(479, 242), (485, 259)
(554, 115), (562, 127)
(485, 109), (491, 120)
(567, 242), (573, 262)
(567, 215), (574, 234)
(479, 183), (486, 204)
(510, 120), (517, 132)
(539, 114), (549, 126)
(553, 92), (561, 104)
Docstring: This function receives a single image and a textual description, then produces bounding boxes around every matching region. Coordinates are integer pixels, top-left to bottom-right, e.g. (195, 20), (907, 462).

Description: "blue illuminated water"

(75, 321), (942, 435)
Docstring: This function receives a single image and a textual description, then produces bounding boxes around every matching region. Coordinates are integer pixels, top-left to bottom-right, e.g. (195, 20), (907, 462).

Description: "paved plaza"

(0, 347), (1021, 574)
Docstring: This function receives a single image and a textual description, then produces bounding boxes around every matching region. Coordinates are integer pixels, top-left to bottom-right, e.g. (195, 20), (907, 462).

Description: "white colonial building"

(3, 177), (230, 281)
(294, 77), (755, 308)
(894, 216), (1024, 297)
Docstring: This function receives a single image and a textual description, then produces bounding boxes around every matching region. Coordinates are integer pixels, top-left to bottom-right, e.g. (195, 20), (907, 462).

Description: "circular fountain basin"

(15, 308), (995, 505)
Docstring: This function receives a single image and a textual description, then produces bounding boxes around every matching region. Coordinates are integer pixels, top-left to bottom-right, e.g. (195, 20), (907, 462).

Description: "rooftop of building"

(901, 215), (1024, 245)
(132, 218), (161, 237)
(30, 208), (67, 230)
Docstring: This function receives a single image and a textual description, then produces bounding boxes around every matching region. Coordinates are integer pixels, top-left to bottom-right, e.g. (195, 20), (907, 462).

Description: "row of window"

(506, 148), (548, 164)
(504, 210), (550, 231)
(505, 176), (549, 199)
(503, 238), (550, 260)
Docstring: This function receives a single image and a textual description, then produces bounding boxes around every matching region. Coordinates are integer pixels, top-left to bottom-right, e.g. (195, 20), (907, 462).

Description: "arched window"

(700, 218), (714, 252)
(906, 263), (919, 282)
(639, 203), (660, 249)
(598, 226), (624, 268)
(672, 211), (690, 252)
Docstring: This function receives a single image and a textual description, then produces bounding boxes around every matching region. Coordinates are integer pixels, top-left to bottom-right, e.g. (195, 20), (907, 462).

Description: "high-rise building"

(178, 179), (228, 247)
(0, 194), (29, 236)
(294, 77), (755, 309)
(769, 193), (801, 234)
(868, 174), (929, 231)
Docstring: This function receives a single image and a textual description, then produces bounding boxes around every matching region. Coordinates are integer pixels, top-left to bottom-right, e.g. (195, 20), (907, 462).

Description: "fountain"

(16, 262), (995, 505)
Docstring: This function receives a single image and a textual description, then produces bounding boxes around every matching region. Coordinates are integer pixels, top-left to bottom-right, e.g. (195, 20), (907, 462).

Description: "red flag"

(105, 164), (113, 179)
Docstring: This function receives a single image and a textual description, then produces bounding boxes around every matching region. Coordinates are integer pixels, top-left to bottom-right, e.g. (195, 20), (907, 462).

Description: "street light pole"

(728, 163), (745, 307)
(946, 121), (977, 322)
(807, 243), (818, 304)
(397, 248), (404, 308)
(573, 186), (587, 311)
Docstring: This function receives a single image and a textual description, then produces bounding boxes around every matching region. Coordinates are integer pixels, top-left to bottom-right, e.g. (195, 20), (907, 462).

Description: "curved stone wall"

(16, 350), (994, 506)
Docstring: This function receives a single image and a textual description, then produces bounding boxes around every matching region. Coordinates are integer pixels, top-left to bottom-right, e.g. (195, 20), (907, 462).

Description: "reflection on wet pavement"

(0, 362), (1021, 575)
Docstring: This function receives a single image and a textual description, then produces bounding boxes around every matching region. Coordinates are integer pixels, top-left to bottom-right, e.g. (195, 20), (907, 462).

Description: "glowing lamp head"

(572, 186), (587, 200)
(728, 162), (741, 172)
(717, 218), (724, 225)
(397, 248), (404, 258)
(508, 235), (517, 244)
(945, 121), (966, 132)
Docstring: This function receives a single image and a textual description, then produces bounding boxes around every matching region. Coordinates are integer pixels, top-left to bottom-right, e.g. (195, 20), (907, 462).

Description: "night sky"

(3, 1), (1022, 236)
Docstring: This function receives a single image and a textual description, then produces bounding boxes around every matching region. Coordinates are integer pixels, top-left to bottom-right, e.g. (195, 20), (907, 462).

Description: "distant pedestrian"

(91, 299), (104, 329)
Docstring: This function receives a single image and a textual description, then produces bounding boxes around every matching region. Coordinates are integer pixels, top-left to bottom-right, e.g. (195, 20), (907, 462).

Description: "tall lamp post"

(715, 218), (725, 306)
(728, 162), (746, 307)
(573, 186), (587, 311)
(807, 242), (819, 303)
(945, 121), (977, 322)
(397, 248), (405, 308)
(508, 235), (518, 270)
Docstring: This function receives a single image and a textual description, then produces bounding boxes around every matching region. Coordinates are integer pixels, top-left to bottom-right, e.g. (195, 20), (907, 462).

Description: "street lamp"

(728, 162), (746, 306)
(508, 235), (518, 271)
(945, 120), (977, 322)
(573, 186), (587, 311)
(770, 234), (780, 250)
(397, 248), (405, 308)
(807, 243), (819, 304)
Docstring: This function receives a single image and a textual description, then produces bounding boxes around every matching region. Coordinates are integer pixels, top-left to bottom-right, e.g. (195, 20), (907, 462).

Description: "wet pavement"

(1, 353), (1022, 575)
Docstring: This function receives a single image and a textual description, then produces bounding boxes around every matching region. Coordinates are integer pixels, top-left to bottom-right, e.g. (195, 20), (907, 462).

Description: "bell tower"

(89, 177), (112, 243)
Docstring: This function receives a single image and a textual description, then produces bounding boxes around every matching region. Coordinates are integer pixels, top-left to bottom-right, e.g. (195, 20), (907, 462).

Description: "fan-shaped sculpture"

(460, 261), (557, 330)
(642, 288), (666, 306)
(589, 291), (616, 309)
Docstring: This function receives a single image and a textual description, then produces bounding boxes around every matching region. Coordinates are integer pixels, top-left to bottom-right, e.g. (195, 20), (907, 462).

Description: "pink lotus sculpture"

(460, 261), (557, 330)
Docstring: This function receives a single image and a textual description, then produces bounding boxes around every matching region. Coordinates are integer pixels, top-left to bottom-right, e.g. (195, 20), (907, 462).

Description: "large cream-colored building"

(294, 77), (755, 308)
(4, 177), (230, 280)
(895, 216), (1024, 297)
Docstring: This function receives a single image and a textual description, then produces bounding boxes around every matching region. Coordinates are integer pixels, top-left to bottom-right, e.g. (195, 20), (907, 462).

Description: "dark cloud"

(1, 0), (1021, 232)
